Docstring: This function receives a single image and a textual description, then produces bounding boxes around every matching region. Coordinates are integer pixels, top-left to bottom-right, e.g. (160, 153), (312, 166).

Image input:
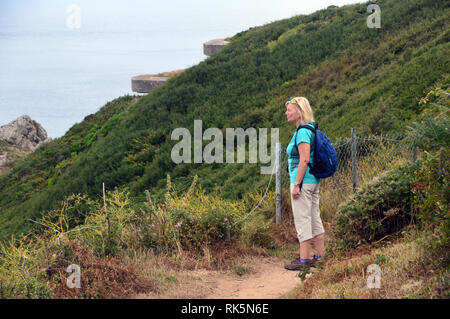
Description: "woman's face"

(285, 102), (300, 124)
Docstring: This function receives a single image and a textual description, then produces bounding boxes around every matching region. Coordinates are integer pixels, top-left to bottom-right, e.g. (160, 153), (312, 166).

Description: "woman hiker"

(283, 96), (325, 271)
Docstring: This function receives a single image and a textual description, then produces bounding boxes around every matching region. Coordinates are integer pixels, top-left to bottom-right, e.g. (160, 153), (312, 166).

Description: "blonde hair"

(291, 96), (314, 124)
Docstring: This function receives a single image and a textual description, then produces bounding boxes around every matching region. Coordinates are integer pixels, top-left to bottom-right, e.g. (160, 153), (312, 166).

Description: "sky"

(0, 0), (365, 138)
(0, 0), (365, 33)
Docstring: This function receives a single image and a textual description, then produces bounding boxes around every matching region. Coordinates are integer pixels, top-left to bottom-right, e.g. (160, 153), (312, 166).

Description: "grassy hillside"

(0, 0), (449, 240)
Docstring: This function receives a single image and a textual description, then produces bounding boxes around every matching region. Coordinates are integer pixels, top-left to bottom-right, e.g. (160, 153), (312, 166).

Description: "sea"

(0, 0), (362, 138)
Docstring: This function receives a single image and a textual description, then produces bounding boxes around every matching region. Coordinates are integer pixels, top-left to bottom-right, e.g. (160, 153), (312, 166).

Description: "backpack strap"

(294, 122), (317, 144)
(294, 122), (317, 169)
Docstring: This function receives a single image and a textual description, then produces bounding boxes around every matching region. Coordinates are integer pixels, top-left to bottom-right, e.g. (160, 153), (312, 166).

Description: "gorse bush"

(147, 175), (279, 253)
(69, 174), (273, 256)
(317, 137), (414, 223)
(407, 85), (449, 153)
(330, 86), (449, 252)
(47, 175), (254, 256)
(408, 86), (449, 270)
(0, 234), (55, 298)
(330, 162), (418, 250)
(69, 190), (137, 257)
(241, 213), (276, 249)
(147, 175), (248, 253)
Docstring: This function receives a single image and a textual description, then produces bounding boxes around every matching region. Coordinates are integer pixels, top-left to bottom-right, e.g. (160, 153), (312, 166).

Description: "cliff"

(0, 115), (51, 174)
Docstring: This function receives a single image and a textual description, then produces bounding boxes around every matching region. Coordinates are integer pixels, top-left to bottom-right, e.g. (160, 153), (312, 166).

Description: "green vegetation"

(0, 177), (269, 298)
(320, 87), (449, 298)
(0, 0), (449, 246)
(331, 162), (418, 250)
(0, 95), (138, 238)
(331, 85), (448, 251)
(0, 87), (447, 298)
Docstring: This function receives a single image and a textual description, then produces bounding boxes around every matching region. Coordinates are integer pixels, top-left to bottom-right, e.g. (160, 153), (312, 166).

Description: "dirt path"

(138, 257), (306, 299)
(205, 257), (303, 299)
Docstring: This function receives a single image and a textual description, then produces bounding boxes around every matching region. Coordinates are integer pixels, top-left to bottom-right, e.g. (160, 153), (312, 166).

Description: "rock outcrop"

(0, 115), (51, 174)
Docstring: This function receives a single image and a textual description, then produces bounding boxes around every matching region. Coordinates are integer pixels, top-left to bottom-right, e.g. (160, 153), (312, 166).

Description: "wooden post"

(275, 142), (282, 224)
(103, 182), (111, 254)
(145, 189), (152, 223)
(351, 128), (357, 193)
(224, 218), (231, 243)
(412, 145), (417, 163)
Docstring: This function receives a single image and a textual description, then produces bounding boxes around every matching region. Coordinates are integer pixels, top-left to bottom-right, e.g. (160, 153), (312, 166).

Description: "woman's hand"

(291, 184), (301, 200)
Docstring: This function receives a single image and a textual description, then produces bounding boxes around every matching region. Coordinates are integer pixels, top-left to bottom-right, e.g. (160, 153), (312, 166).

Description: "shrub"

(408, 86), (449, 263)
(72, 189), (138, 257)
(0, 194), (155, 299)
(330, 86), (449, 252)
(153, 175), (247, 253)
(330, 162), (418, 250)
(241, 212), (276, 249)
(0, 234), (56, 298)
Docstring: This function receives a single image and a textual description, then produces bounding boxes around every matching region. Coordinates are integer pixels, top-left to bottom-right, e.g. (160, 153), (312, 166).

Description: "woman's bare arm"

(295, 142), (310, 186)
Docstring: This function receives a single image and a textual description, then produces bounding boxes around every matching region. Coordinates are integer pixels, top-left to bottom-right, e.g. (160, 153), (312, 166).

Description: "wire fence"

(279, 129), (418, 223)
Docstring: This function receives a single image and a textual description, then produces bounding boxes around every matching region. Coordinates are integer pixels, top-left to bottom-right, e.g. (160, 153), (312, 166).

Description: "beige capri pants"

(290, 182), (325, 243)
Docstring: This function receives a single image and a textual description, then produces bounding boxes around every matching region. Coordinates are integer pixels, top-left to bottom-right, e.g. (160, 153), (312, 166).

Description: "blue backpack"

(296, 123), (338, 179)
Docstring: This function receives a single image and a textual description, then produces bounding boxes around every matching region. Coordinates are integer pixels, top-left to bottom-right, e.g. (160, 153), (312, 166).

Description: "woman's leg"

(310, 183), (325, 257)
(286, 184), (316, 270)
(290, 183), (313, 255)
(313, 233), (325, 256)
(300, 239), (312, 260)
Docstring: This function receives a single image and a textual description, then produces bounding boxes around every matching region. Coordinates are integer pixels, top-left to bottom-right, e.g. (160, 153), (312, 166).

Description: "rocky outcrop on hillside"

(0, 115), (51, 174)
(0, 115), (51, 152)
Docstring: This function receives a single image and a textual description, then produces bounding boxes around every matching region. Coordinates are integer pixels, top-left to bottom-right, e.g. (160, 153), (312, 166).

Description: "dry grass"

(286, 232), (445, 299)
(268, 189), (299, 249)
(47, 242), (157, 299)
(119, 241), (268, 298)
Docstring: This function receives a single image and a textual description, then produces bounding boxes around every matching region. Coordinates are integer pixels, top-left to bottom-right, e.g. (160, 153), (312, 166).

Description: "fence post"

(412, 144), (417, 163)
(351, 128), (358, 193)
(145, 189), (152, 223)
(275, 142), (282, 224)
(224, 218), (231, 243)
(103, 182), (111, 255)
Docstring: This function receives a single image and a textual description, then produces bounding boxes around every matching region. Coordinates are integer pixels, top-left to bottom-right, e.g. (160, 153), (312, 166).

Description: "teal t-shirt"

(286, 122), (320, 184)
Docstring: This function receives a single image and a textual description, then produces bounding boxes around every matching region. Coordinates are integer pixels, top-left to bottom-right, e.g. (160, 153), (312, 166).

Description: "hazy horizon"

(0, 0), (364, 138)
